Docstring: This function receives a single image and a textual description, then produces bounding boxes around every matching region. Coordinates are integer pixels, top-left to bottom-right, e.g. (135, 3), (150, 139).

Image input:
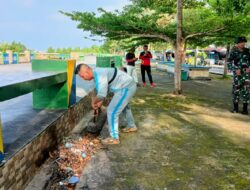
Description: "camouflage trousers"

(232, 75), (250, 103)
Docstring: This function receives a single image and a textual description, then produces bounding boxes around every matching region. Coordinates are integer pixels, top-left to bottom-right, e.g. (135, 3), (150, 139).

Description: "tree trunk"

(223, 43), (230, 77)
(194, 46), (198, 67)
(174, 0), (183, 95)
(182, 41), (187, 64)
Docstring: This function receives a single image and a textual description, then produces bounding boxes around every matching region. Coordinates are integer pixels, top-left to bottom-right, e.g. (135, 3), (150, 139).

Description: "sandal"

(101, 137), (120, 145)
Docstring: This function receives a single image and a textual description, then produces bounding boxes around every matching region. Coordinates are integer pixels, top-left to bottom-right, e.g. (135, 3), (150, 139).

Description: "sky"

(0, 0), (130, 51)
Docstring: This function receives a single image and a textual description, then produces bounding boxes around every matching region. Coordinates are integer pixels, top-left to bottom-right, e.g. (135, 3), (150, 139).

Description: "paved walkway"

(77, 70), (250, 190)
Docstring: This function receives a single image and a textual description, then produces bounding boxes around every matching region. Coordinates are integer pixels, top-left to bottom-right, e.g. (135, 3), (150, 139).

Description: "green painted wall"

(96, 56), (112, 68)
(33, 82), (68, 109)
(0, 73), (67, 102)
(96, 55), (123, 68)
(32, 59), (69, 109)
(32, 59), (67, 72)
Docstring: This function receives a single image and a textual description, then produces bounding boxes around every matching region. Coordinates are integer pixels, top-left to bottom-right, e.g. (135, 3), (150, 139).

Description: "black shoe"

(231, 103), (239, 113)
(242, 103), (248, 115)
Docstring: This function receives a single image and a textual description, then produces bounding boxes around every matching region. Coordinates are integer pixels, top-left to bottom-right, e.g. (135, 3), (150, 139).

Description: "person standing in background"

(126, 48), (139, 85)
(139, 45), (155, 87)
(228, 37), (250, 115)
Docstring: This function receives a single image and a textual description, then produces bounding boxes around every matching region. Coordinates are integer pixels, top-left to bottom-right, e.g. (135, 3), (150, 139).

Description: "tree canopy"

(61, 0), (250, 48)
(0, 41), (27, 52)
(61, 0), (250, 94)
(46, 42), (123, 54)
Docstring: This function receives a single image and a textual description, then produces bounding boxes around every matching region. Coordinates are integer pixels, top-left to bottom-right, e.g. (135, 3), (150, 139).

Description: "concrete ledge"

(0, 92), (93, 190)
(156, 62), (210, 80)
(0, 72), (67, 102)
(187, 68), (210, 79)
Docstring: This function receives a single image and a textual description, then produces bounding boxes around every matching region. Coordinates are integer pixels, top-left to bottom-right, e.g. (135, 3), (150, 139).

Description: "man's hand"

(134, 58), (138, 61)
(246, 68), (250, 73)
(96, 101), (103, 108)
(92, 97), (103, 110)
(236, 69), (241, 76)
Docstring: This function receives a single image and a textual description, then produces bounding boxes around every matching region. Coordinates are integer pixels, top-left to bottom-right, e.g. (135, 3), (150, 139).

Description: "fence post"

(3, 53), (9, 64)
(13, 52), (19, 64)
(0, 115), (4, 163)
(0, 53), (3, 64)
(6, 50), (13, 64)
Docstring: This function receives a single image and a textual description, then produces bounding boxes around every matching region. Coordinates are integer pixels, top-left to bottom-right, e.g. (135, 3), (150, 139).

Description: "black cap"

(235, 37), (247, 44)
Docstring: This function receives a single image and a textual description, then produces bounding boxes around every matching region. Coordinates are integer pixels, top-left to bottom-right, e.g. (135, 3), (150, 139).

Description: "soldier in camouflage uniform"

(227, 37), (250, 115)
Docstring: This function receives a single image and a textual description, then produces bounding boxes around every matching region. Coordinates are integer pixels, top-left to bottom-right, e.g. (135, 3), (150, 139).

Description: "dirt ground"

(76, 69), (250, 190)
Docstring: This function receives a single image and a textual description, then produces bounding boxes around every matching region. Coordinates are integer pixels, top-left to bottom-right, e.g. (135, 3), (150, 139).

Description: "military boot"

(242, 103), (248, 115)
(231, 103), (239, 113)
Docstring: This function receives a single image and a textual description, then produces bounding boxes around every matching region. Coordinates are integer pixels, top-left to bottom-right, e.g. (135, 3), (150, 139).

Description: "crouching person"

(75, 64), (137, 145)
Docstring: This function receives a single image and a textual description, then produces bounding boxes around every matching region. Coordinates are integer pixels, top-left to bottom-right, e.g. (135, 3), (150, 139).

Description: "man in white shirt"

(126, 48), (139, 84)
(75, 64), (138, 145)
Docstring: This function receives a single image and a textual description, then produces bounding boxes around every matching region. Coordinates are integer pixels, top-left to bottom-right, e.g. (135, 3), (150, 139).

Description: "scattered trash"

(93, 139), (100, 144)
(81, 153), (87, 158)
(65, 142), (72, 149)
(65, 167), (73, 173)
(68, 176), (80, 184)
(46, 134), (102, 190)
(59, 181), (64, 186)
